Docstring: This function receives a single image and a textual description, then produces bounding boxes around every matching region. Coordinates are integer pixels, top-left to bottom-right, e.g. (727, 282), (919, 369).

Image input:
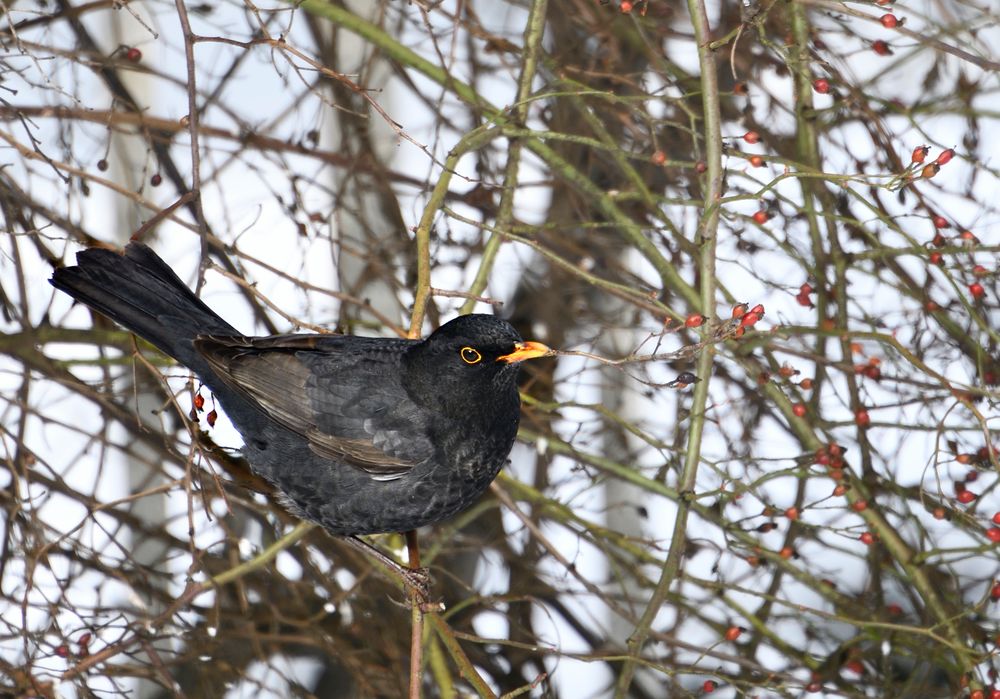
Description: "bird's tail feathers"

(50, 242), (239, 367)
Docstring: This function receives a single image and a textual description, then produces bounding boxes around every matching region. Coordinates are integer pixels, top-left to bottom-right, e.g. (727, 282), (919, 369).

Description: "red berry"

(743, 131), (760, 144)
(957, 490), (977, 504)
(935, 148), (955, 165)
(150, 173), (162, 187)
(785, 507), (799, 520)
(778, 365), (797, 379)
(206, 409), (218, 427)
(886, 603), (903, 616)
(193, 393), (205, 410)
(852, 500), (868, 512)
(724, 625), (743, 642)
(986, 527), (1000, 543)
(929, 251), (943, 266)
(880, 13), (898, 28)
(972, 691), (985, 699)
(855, 409), (871, 427)
(932, 215), (949, 229)
(911, 145), (929, 163)
(969, 282), (985, 299)
(921, 163), (940, 178)
(685, 313), (704, 328)
(78, 632), (92, 647)
(806, 682), (822, 693)
(812, 78), (830, 94)
(872, 40), (892, 55)
(860, 531), (875, 545)
(992, 512), (1000, 525)
(752, 210), (770, 224)
(651, 150), (666, 166)
(55, 644), (69, 658)
(749, 155), (764, 167)
(125, 47), (142, 62)
(695, 161), (707, 173)
(959, 230), (980, 243)
(833, 484), (847, 497)
(620, 0), (633, 11)
(703, 679), (717, 693)
(992, 582), (1000, 600)
(972, 265), (987, 277)
(792, 403), (807, 418)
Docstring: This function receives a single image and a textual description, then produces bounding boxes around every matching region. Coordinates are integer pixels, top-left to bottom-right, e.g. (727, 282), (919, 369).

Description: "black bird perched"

(50, 243), (550, 545)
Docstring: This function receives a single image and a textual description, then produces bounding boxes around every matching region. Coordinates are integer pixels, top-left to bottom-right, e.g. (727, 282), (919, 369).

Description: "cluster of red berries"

(618, 0), (647, 14)
(731, 303), (764, 338)
(955, 445), (998, 467)
(795, 282), (814, 308)
(684, 303), (764, 337)
(854, 356), (882, 382)
(812, 444), (853, 489)
(925, 228), (987, 299)
(54, 631), (92, 659)
(967, 687), (1000, 699)
(950, 467), (1000, 544)
(190, 390), (218, 427)
(911, 145), (955, 179)
(814, 442), (846, 469)
(868, 9), (903, 54)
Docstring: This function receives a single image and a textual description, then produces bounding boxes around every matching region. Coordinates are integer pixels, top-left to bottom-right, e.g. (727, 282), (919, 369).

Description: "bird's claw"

(402, 566), (432, 604)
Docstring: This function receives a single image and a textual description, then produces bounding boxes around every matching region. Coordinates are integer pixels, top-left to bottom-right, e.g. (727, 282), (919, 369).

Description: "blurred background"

(1, 0), (998, 696)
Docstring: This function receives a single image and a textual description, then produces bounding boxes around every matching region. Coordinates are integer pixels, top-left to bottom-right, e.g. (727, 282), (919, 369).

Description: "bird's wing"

(195, 334), (433, 480)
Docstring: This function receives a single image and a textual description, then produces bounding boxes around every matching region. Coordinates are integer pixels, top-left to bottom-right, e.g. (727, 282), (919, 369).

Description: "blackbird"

(50, 243), (551, 540)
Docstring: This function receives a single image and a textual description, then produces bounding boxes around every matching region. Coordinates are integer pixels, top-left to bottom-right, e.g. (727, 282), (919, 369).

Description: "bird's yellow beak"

(497, 341), (552, 364)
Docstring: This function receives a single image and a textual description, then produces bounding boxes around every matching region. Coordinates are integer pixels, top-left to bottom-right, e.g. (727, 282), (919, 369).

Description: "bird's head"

(402, 314), (551, 417)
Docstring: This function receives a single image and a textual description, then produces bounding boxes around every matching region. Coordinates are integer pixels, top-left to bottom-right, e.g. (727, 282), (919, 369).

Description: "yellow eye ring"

(460, 347), (482, 365)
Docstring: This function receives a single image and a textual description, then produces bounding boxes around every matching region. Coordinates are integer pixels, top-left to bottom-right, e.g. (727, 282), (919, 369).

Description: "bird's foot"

(401, 566), (445, 611)
(401, 565), (431, 601)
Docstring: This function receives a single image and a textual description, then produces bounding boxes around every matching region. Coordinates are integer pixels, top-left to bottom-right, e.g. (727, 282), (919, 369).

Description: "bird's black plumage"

(50, 243), (550, 535)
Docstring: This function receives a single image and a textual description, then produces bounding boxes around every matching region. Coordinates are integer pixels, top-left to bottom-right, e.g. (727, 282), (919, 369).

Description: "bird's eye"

(460, 347), (482, 364)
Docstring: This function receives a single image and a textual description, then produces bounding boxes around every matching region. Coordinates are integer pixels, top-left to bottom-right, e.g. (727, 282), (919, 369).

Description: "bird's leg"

(344, 535), (432, 604)
(404, 529), (435, 610)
